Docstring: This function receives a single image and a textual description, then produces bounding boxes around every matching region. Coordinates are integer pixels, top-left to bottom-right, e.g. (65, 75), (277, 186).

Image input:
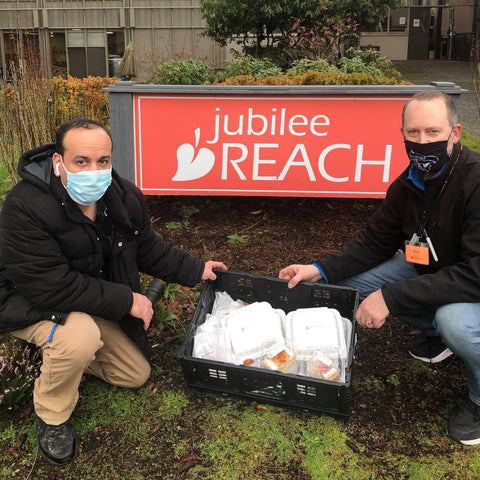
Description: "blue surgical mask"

(59, 158), (112, 206)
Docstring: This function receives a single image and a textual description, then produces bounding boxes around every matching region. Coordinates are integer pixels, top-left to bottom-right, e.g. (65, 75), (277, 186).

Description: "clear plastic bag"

(211, 291), (246, 316)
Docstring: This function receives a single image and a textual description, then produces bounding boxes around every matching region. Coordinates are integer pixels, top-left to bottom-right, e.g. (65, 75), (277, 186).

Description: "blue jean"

(337, 253), (480, 404)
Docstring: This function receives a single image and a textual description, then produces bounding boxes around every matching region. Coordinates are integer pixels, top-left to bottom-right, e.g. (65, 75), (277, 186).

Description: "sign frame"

(105, 82), (463, 198)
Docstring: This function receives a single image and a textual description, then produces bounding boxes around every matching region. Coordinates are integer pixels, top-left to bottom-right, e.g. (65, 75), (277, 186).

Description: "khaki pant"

(12, 312), (151, 425)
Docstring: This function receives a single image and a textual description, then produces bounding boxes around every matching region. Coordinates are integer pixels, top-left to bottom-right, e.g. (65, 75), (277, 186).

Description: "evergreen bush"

(152, 59), (215, 85)
(286, 58), (337, 75)
(343, 47), (402, 80)
(336, 56), (384, 77)
(219, 55), (283, 81)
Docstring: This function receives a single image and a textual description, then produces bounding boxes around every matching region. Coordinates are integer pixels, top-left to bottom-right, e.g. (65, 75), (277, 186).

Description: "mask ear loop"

(55, 156), (68, 190)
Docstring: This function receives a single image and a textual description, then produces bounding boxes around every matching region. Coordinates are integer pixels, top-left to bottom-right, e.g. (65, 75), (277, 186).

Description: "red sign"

(133, 94), (411, 197)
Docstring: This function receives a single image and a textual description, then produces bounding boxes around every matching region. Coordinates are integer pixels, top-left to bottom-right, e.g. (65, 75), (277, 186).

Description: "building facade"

(0, 0), (478, 83)
(0, 0), (225, 82)
(360, 0), (479, 61)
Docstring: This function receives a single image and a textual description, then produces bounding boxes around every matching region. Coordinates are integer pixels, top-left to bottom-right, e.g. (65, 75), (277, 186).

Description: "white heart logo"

(172, 128), (215, 181)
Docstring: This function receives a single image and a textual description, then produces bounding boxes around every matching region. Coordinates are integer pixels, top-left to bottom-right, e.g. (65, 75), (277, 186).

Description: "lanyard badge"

(405, 230), (438, 265)
(405, 144), (462, 266)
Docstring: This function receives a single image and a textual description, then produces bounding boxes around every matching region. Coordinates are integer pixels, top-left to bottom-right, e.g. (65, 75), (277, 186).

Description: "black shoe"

(408, 335), (453, 363)
(448, 400), (480, 445)
(36, 416), (78, 465)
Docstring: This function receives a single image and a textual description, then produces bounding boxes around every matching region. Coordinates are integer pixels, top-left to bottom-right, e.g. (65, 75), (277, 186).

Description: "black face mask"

(404, 139), (450, 175)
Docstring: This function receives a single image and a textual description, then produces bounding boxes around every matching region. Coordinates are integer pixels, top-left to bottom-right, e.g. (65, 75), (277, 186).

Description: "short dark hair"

(401, 91), (458, 128)
(54, 118), (112, 155)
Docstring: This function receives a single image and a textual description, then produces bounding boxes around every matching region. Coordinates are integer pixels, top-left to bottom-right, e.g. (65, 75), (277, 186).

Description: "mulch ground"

(147, 194), (469, 456)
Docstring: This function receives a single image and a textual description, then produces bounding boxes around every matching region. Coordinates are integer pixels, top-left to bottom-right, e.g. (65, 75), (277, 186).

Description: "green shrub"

(337, 56), (384, 77)
(286, 58), (337, 75)
(343, 47), (402, 80)
(221, 70), (409, 86)
(219, 55), (283, 81)
(50, 75), (115, 128)
(247, 45), (292, 71)
(152, 59), (215, 85)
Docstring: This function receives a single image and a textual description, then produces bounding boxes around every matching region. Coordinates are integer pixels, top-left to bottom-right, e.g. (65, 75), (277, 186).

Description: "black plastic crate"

(178, 270), (359, 417)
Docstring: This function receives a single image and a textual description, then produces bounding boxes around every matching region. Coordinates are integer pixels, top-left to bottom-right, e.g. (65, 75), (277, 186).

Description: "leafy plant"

(152, 59), (215, 85)
(164, 203), (201, 227)
(343, 47), (402, 80)
(162, 283), (180, 303)
(221, 70), (407, 86)
(200, 0), (328, 53)
(156, 311), (178, 331)
(172, 204), (200, 220)
(337, 56), (384, 77)
(407, 359), (431, 375)
(50, 75), (115, 128)
(159, 390), (190, 418)
(0, 339), (41, 408)
(360, 375), (384, 392)
(165, 221), (183, 230)
(219, 55), (283, 81)
(200, 0), (401, 56)
(286, 58), (336, 75)
(153, 283), (186, 331)
(386, 374), (400, 386)
(227, 233), (248, 244)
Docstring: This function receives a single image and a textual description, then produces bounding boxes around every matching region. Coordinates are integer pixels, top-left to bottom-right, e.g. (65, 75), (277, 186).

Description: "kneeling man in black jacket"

(280, 90), (480, 445)
(0, 118), (227, 465)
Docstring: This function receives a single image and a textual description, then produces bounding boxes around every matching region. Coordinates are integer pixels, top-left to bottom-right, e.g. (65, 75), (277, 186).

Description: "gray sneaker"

(448, 400), (480, 445)
(408, 335), (453, 363)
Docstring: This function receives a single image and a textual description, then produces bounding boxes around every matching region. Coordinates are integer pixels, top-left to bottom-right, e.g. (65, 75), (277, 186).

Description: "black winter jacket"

(316, 143), (480, 315)
(0, 144), (205, 358)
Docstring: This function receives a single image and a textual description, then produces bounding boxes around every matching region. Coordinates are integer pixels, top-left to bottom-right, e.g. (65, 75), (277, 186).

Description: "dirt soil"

(145, 195), (468, 457)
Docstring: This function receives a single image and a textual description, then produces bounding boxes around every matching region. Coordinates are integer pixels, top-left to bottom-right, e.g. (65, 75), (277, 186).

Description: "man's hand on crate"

(202, 261), (228, 280)
(278, 264), (322, 288)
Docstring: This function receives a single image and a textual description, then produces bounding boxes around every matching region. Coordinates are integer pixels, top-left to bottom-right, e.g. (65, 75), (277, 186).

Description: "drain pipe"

(448, 6), (454, 61)
(475, 0), (480, 40)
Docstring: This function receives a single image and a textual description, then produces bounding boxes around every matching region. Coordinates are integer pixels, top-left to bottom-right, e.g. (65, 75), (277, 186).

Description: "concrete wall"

(360, 33), (409, 61)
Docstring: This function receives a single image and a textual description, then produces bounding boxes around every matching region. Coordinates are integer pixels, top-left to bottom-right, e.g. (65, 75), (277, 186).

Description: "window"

(66, 29), (106, 77)
(50, 31), (67, 77)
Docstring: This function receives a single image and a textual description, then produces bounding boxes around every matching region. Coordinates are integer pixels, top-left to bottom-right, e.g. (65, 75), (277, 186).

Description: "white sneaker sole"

(448, 430), (480, 446)
(409, 347), (453, 364)
(460, 437), (480, 445)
